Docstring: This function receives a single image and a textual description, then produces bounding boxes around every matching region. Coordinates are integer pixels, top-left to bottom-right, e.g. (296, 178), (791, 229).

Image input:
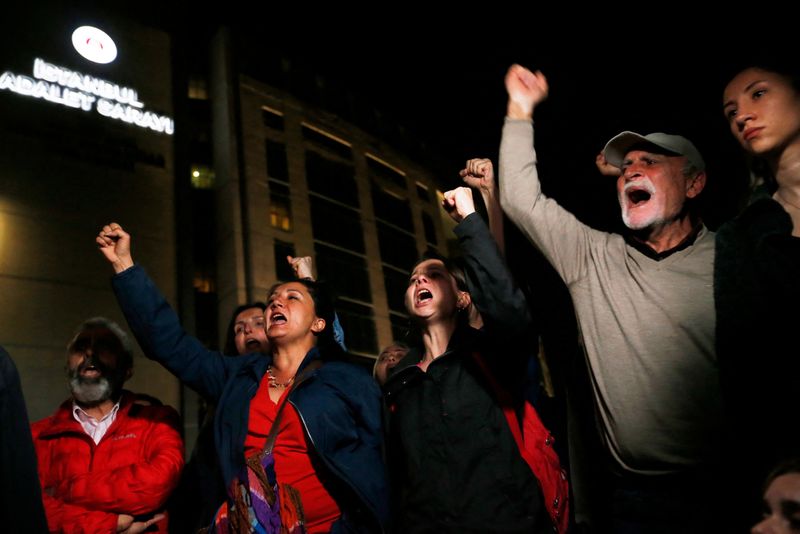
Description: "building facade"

(0, 12), (180, 421)
(1, 15), (453, 441)
(206, 43), (451, 361)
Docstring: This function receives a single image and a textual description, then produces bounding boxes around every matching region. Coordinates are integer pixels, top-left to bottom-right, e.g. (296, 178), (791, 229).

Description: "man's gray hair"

(682, 162), (702, 179)
(68, 317), (134, 370)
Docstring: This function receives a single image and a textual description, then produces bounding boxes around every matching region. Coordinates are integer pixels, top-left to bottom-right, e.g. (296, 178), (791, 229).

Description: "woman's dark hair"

(720, 51), (800, 95)
(223, 302), (267, 355)
(410, 250), (469, 293)
(754, 64), (800, 92)
(266, 279), (342, 358)
(763, 457), (800, 493)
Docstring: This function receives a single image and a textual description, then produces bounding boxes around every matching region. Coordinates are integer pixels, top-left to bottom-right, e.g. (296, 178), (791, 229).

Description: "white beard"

(618, 179), (665, 230)
(70, 375), (113, 405)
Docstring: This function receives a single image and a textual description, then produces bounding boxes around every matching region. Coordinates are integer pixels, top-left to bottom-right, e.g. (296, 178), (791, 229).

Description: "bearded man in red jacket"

(32, 317), (184, 533)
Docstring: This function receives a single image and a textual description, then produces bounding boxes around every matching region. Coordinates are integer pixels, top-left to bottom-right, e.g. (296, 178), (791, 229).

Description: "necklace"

(776, 189), (800, 211)
(266, 365), (295, 389)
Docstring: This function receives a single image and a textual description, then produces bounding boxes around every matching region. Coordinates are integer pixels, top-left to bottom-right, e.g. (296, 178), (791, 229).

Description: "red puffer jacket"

(31, 391), (184, 533)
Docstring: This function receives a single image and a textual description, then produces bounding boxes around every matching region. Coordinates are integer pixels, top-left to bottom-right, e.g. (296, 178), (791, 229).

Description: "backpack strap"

(471, 351), (569, 534)
(471, 352), (524, 446)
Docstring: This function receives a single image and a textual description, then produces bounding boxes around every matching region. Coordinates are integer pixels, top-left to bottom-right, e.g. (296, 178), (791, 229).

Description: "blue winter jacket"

(112, 265), (389, 533)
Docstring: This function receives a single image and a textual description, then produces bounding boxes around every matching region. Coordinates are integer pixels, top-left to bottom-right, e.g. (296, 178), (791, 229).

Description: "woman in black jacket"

(718, 63), (800, 527)
(383, 187), (553, 533)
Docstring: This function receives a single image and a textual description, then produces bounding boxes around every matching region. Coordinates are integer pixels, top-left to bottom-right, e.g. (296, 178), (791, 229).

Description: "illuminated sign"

(0, 58), (174, 135)
(72, 26), (117, 64)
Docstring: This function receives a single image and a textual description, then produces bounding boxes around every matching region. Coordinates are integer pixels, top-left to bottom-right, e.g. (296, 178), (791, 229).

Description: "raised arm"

(97, 223), (232, 399)
(460, 158), (505, 256)
(499, 65), (601, 284)
(595, 151), (622, 177)
(498, 64), (550, 226)
(287, 255), (348, 352)
(443, 187), (532, 339)
(96, 222), (135, 274)
(288, 255), (315, 280)
(505, 64), (549, 121)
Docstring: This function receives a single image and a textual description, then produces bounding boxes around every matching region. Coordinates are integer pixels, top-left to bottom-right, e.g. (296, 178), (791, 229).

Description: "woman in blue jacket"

(96, 223), (388, 533)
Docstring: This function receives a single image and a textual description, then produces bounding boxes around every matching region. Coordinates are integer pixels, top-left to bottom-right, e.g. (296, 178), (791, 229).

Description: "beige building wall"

(0, 18), (180, 422)
(213, 72), (447, 358)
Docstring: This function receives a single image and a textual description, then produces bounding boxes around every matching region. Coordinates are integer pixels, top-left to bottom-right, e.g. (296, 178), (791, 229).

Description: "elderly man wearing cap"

(498, 64), (724, 532)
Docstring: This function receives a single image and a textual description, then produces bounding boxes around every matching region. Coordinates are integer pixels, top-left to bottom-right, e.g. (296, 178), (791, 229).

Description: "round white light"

(71, 26), (117, 64)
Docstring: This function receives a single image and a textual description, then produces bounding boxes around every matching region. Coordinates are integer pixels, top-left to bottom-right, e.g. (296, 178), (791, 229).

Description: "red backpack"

(473, 353), (570, 534)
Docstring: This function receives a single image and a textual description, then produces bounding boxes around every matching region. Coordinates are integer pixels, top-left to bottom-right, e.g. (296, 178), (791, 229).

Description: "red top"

(244, 375), (341, 533)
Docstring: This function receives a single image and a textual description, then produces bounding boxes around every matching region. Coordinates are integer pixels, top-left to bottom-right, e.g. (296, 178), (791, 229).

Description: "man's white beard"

(69, 375), (113, 405)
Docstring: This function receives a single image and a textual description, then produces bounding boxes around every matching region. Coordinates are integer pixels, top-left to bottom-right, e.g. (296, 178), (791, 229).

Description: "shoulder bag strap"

(262, 359), (323, 455)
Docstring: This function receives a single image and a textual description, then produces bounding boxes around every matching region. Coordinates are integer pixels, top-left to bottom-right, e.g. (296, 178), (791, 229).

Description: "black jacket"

(715, 196), (800, 522)
(1, 346), (48, 534)
(384, 214), (549, 533)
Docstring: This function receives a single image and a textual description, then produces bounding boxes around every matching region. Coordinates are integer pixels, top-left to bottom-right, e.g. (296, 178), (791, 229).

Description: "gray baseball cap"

(603, 131), (705, 172)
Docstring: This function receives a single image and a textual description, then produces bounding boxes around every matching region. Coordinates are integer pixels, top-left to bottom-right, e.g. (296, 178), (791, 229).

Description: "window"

(376, 222), (418, 272)
(188, 78), (208, 100)
(302, 123), (352, 159)
(422, 211), (437, 246)
(368, 172), (419, 344)
(266, 141), (288, 180)
(190, 165), (215, 189)
(191, 188), (216, 292)
(336, 299), (378, 354)
(309, 196), (365, 253)
(383, 266), (410, 314)
(306, 151), (359, 206)
(371, 181), (412, 229)
(193, 291), (218, 349)
(367, 154), (406, 190)
(193, 274), (215, 293)
(416, 182), (430, 202)
(262, 106), (285, 130)
(389, 313), (411, 345)
(313, 243), (371, 303)
(274, 240), (296, 282)
(269, 180), (292, 231)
